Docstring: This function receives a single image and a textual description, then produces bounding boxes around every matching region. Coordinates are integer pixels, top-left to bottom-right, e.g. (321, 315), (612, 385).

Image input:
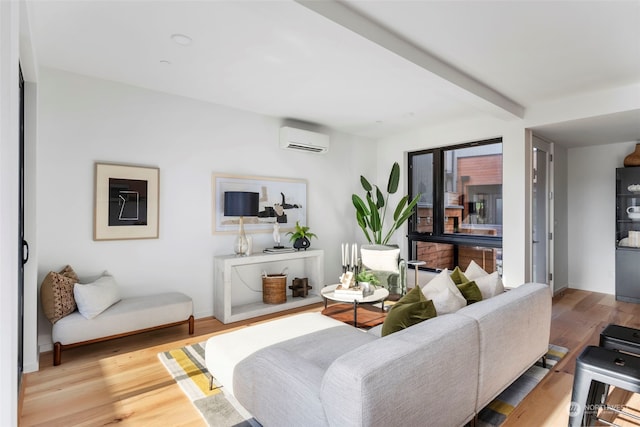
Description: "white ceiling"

(25, 0), (640, 145)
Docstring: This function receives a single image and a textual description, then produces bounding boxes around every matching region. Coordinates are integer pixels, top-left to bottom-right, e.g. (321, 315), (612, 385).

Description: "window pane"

(458, 245), (502, 274)
(414, 241), (454, 270)
(443, 144), (502, 237)
(412, 242), (503, 275)
(412, 152), (433, 234)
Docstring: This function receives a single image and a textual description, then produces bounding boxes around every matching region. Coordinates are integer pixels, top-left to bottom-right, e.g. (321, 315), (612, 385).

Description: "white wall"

(36, 68), (375, 349)
(376, 116), (529, 288)
(567, 140), (638, 294)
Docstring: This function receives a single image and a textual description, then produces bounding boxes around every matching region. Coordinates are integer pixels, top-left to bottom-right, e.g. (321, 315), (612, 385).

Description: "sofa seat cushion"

(52, 292), (193, 345)
(205, 312), (345, 397)
(233, 322), (377, 427)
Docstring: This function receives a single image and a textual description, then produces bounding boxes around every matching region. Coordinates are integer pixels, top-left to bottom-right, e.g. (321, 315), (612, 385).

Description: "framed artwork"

(94, 163), (159, 240)
(212, 173), (307, 234)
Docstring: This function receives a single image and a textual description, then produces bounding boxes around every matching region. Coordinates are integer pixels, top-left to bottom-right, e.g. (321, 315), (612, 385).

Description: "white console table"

(214, 249), (325, 324)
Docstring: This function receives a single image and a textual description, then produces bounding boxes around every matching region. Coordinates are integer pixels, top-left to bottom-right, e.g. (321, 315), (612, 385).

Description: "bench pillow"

(41, 265), (79, 324)
(74, 273), (121, 319)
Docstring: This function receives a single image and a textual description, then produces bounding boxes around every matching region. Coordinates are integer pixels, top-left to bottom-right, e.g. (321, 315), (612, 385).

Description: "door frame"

(527, 131), (555, 290)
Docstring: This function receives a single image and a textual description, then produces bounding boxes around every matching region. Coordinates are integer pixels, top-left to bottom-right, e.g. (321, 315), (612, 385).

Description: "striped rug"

(157, 341), (258, 427)
(477, 344), (569, 426)
(160, 341), (567, 427)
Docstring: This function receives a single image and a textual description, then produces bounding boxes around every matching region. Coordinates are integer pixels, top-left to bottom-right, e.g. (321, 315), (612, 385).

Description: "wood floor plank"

(19, 289), (640, 426)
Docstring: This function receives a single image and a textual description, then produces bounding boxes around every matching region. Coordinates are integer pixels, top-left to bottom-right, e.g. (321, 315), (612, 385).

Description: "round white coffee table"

(321, 284), (389, 327)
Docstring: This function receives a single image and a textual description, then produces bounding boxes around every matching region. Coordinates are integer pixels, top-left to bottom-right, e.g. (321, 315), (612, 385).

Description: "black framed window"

(408, 138), (503, 274)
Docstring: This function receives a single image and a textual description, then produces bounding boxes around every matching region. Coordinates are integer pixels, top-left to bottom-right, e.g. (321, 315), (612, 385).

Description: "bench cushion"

(52, 292), (193, 345)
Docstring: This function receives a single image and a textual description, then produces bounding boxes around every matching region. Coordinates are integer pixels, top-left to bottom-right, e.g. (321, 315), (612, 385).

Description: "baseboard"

(553, 285), (568, 296)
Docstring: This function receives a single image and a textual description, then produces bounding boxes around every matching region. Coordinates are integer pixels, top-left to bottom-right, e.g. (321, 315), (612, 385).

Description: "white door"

(532, 136), (553, 288)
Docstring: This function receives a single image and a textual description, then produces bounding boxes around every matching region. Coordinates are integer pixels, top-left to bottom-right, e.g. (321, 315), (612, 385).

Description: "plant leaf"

(360, 176), (372, 192)
(393, 195), (409, 221)
(375, 187), (385, 209)
(352, 194), (369, 215)
(367, 197), (381, 233)
(387, 162), (400, 194)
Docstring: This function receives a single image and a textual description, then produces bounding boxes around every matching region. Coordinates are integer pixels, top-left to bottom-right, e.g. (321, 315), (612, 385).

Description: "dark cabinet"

(616, 167), (640, 302)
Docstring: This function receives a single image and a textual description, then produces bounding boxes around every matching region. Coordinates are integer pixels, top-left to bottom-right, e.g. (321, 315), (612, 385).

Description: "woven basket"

(262, 274), (287, 304)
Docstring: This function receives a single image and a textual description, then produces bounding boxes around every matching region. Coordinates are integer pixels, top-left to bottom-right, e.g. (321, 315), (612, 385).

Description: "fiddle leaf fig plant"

(352, 162), (421, 245)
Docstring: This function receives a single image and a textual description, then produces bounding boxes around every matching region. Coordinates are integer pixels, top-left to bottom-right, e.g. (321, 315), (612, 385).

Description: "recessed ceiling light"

(171, 33), (192, 46)
(160, 60), (171, 65)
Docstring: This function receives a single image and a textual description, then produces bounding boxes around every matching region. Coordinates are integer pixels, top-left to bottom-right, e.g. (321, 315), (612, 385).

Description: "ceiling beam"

(296, 0), (525, 119)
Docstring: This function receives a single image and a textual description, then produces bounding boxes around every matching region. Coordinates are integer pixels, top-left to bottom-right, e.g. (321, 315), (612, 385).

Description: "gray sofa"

(232, 282), (551, 427)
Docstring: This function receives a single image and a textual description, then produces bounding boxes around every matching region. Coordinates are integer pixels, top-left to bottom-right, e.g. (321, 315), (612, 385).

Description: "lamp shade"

(224, 191), (259, 217)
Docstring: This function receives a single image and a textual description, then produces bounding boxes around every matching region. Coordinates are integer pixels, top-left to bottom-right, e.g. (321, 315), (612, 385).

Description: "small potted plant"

(356, 270), (379, 292)
(287, 221), (317, 250)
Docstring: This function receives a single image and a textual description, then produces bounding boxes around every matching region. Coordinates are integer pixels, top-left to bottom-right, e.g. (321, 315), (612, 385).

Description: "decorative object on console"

(352, 161), (421, 245)
(286, 221), (316, 250)
(94, 162), (159, 240)
(624, 142), (640, 167)
(224, 191), (259, 256)
(261, 269), (287, 304)
(289, 277), (312, 297)
(212, 173), (306, 235)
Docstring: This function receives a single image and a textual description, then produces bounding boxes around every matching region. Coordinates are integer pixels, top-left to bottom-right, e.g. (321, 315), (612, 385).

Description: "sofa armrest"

(234, 347), (330, 427)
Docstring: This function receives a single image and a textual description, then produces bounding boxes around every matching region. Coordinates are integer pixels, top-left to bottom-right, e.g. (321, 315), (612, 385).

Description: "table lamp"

(224, 191), (259, 256)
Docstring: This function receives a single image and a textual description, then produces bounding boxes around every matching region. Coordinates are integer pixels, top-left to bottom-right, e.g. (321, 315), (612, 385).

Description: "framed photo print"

(212, 173), (307, 234)
(94, 163), (159, 240)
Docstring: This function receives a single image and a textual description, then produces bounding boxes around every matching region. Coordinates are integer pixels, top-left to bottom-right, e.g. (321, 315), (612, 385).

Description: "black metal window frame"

(407, 137), (503, 270)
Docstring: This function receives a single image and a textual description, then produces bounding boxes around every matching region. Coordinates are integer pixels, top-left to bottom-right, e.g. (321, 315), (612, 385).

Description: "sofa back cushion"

(456, 282), (551, 411)
(321, 314), (479, 427)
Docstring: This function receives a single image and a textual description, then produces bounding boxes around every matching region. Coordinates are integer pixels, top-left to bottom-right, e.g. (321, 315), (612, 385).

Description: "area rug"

(157, 342), (259, 427)
(477, 343), (569, 426)
(160, 341), (567, 427)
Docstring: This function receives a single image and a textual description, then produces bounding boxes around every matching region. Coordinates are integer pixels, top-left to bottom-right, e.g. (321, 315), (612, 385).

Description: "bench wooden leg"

(54, 342), (62, 366)
(188, 315), (195, 335)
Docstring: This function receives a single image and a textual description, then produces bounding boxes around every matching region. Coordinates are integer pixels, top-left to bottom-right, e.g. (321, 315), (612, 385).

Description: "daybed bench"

(41, 266), (194, 366)
(52, 292), (194, 366)
(205, 280), (551, 426)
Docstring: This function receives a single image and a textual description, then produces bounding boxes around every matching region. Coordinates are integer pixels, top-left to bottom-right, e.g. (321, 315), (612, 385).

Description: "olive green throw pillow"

(450, 266), (469, 285)
(456, 280), (483, 305)
(381, 286), (437, 336)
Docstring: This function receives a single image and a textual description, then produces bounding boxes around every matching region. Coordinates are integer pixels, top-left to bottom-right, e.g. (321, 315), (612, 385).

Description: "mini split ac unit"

(279, 126), (329, 154)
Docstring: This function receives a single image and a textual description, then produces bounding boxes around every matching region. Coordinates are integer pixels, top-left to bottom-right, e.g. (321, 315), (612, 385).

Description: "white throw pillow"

(464, 260), (505, 299)
(74, 273), (121, 319)
(421, 269), (466, 314)
(361, 246), (400, 273)
(464, 260), (487, 280)
(474, 271), (505, 299)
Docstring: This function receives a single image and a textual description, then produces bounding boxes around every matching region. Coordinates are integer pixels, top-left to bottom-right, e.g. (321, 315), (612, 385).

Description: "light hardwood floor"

(20, 289), (640, 426)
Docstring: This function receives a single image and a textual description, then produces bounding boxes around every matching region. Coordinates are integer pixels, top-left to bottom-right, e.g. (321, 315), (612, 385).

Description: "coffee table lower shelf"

(321, 303), (387, 329)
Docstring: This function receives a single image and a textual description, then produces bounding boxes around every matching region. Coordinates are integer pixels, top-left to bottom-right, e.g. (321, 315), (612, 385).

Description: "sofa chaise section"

(234, 313), (480, 427)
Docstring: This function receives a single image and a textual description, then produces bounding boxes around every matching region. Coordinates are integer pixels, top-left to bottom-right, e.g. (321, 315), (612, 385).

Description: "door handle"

(22, 240), (29, 265)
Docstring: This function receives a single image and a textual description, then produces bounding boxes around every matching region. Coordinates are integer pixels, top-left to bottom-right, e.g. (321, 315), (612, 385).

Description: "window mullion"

(433, 149), (445, 236)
